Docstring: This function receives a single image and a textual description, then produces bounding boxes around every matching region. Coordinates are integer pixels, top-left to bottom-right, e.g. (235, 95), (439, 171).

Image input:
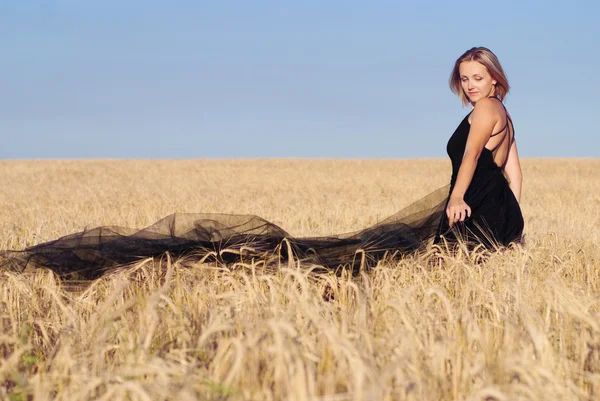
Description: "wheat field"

(1, 158), (599, 401)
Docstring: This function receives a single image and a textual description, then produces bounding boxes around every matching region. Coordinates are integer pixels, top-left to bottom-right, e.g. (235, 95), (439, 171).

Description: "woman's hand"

(446, 195), (472, 227)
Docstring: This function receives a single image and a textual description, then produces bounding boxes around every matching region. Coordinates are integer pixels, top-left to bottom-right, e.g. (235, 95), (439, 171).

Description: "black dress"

(1, 98), (524, 279)
(434, 96), (524, 248)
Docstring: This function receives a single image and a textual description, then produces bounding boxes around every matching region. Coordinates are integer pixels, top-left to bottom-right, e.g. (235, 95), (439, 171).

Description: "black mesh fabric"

(1, 185), (451, 279)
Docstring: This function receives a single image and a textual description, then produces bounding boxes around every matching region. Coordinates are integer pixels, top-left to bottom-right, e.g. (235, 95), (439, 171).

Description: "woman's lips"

(468, 92), (478, 96)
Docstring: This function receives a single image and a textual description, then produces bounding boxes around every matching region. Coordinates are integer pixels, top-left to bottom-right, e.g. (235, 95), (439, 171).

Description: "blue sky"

(1, 1), (598, 158)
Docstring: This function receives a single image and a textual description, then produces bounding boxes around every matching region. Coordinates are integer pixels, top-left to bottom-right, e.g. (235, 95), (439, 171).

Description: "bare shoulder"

(469, 97), (504, 124)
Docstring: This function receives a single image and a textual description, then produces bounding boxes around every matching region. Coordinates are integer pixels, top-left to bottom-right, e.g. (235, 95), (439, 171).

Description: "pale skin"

(446, 60), (523, 227)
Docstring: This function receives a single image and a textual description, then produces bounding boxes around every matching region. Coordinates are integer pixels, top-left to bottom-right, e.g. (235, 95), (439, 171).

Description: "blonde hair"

(449, 47), (510, 106)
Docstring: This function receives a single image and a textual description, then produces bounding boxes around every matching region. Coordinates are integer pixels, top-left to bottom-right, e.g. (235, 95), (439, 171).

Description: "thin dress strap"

(487, 96), (515, 168)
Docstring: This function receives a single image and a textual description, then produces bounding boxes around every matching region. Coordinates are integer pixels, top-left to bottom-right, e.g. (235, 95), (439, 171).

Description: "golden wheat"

(1, 159), (599, 401)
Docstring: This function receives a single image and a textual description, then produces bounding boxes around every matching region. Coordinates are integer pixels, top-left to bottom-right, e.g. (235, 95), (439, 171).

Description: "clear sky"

(1, 1), (598, 159)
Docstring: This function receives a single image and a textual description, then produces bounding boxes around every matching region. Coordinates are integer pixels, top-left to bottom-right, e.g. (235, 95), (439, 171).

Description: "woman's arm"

(447, 98), (499, 226)
(503, 139), (522, 203)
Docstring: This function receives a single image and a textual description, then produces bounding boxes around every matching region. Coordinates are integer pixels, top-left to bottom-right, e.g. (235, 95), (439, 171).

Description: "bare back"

(468, 97), (515, 168)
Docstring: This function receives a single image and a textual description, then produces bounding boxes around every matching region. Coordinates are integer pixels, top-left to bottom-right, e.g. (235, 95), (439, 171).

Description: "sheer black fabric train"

(1, 99), (524, 279)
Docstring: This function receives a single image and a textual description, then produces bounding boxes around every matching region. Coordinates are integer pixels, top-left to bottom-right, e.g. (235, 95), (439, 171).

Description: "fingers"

(446, 203), (472, 228)
(447, 210), (460, 227)
(447, 208), (457, 227)
(446, 207), (456, 227)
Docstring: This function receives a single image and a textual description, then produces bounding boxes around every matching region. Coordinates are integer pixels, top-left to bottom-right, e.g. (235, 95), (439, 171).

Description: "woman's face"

(459, 60), (497, 104)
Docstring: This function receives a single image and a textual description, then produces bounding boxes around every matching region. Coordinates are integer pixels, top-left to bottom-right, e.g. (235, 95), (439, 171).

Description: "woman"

(1, 47), (524, 279)
(435, 46), (524, 248)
